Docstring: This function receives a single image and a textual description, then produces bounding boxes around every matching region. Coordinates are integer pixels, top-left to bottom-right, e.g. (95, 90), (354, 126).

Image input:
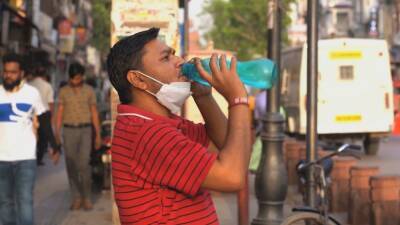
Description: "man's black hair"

(68, 62), (85, 79)
(107, 27), (160, 104)
(2, 53), (24, 71)
(33, 66), (48, 77)
(32, 61), (49, 78)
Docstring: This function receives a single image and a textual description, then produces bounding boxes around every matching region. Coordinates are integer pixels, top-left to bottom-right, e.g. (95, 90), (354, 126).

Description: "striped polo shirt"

(111, 104), (219, 225)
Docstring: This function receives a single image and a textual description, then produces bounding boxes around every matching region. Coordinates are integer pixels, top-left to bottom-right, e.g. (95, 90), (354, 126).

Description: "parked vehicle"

(91, 120), (112, 190)
(281, 38), (394, 155)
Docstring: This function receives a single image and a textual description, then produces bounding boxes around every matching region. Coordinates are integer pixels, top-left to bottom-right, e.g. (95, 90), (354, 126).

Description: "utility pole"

(252, 0), (287, 224)
(306, 0), (319, 208)
(360, 0), (364, 26)
(183, 0), (189, 58)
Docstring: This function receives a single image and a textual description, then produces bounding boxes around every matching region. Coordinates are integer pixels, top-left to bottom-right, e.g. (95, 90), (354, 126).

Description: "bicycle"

(281, 143), (361, 225)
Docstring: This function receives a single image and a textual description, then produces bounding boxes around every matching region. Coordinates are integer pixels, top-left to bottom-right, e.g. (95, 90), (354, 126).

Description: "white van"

(281, 38), (394, 155)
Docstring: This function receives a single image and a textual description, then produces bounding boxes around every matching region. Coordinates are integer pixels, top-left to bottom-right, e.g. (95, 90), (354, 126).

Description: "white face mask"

(134, 71), (192, 114)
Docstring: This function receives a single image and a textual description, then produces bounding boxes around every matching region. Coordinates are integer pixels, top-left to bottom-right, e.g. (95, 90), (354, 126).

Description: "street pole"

(252, 0), (287, 224)
(360, 0), (364, 26)
(183, 0), (189, 58)
(306, 0), (319, 208)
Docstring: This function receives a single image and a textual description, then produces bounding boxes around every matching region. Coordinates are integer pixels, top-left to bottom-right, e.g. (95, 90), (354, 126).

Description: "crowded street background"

(1, 0), (400, 224)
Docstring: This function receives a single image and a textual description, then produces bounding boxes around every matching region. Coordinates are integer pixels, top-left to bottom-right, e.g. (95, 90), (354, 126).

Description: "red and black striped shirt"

(111, 104), (219, 224)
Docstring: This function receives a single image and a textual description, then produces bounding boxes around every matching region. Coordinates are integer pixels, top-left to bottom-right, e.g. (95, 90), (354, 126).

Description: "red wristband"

(229, 97), (249, 109)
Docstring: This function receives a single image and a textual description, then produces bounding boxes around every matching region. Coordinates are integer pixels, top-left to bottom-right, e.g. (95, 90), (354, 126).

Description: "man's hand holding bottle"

(194, 54), (247, 102)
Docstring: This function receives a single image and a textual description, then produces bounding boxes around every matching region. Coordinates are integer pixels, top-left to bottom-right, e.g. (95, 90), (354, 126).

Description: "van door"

(318, 45), (368, 134)
(317, 40), (393, 134)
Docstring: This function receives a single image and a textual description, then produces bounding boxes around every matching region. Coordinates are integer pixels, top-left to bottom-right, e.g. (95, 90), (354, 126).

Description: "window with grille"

(339, 65), (354, 80)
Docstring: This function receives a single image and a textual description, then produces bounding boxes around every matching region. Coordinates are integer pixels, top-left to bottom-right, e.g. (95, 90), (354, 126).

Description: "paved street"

(33, 136), (400, 225)
(34, 156), (112, 225)
(214, 136), (400, 225)
(357, 136), (400, 174)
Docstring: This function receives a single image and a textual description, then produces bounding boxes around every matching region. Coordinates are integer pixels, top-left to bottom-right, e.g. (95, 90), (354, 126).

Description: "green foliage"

(204, 0), (294, 60)
(90, 0), (111, 54)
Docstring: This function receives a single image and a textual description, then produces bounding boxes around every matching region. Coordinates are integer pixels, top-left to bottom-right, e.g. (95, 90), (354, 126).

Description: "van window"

(339, 65), (354, 80)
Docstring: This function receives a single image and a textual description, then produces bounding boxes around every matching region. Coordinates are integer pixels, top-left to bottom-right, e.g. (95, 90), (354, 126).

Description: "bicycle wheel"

(281, 212), (340, 225)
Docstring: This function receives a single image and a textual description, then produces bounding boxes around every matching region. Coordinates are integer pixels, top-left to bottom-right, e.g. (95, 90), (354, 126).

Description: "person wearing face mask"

(107, 28), (251, 224)
(55, 62), (101, 211)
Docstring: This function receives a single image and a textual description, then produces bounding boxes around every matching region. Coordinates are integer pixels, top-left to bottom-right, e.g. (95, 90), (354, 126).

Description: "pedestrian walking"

(55, 62), (101, 211)
(29, 64), (60, 165)
(0, 53), (58, 225)
(107, 27), (251, 224)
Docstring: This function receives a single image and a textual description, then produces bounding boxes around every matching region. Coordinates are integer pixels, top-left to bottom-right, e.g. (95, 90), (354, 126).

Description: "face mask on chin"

(134, 70), (192, 114)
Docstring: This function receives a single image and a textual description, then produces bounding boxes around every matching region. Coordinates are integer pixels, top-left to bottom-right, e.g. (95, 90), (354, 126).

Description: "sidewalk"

(33, 155), (352, 225)
(215, 179), (352, 225)
(33, 155), (337, 225)
(34, 155), (112, 225)
(33, 137), (400, 224)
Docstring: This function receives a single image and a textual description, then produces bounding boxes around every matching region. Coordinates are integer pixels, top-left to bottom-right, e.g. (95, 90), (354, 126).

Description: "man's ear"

(126, 71), (147, 90)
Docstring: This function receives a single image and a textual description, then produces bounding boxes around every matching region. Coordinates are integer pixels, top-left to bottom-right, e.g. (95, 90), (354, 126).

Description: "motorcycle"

(91, 120), (112, 190)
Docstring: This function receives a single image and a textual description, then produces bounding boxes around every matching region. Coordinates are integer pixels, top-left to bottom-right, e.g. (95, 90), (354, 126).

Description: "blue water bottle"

(181, 58), (277, 89)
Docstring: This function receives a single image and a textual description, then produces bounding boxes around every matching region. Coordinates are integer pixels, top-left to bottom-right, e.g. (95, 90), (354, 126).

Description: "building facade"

(0, 0), (101, 89)
(287, 0), (397, 45)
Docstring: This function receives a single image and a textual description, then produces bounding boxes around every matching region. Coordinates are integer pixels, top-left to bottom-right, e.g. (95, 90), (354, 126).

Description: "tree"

(90, 0), (111, 54)
(203, 0), (294, 60)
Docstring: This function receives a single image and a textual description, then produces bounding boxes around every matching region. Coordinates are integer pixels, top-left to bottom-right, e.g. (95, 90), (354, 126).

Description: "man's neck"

(131, 91), (171, 118)
(69, 83), (83, 89)
(35, 76), (45, 81)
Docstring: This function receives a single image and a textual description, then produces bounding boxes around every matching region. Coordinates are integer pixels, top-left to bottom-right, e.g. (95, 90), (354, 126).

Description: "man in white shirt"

(0, 53), (57, 225)
(29, 65), (60, 165)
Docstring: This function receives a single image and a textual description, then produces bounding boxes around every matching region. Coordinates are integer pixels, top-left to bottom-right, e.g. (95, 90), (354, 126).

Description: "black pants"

(37, 124), (48, 163)
(37, 111), (59, 163)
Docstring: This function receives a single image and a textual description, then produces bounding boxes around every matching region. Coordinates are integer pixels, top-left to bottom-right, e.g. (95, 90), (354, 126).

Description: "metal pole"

(306, 0), (319, 208)
(360, 0), (364, 26)
(252, 0), (287, 224)
(183, 0), (189, 58)
(181, 0), (190, 118)
(1, 10), (10, 46)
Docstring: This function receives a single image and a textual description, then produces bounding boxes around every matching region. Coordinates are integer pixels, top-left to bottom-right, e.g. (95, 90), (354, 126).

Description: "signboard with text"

(110, 0), (180, 53)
